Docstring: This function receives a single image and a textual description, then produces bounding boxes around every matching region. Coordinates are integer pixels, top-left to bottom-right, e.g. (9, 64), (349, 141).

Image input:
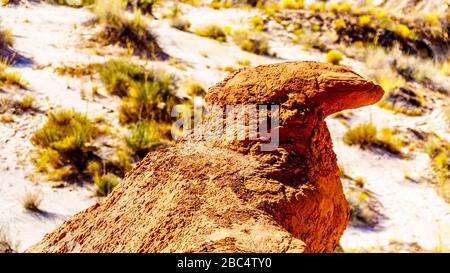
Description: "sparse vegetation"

(364, 47), (406, 93)
(308, 2), (325, 12)
(186, 82), (206, 97)
(328, 2), (352, 13)
(377, 127), (403, 154)
(236, 58), (251, 66)
(22, 191), (42, 212)
(101, 59), (178, 123)
(94, 172), (120, 196)
(86, 160), (121, 196)
(19, 95), (35, 111)
(343, 123), (377, 146)
(232, 29), (269, 55)
(325, 50), (343, 65)
(98, 59), (147, 97)
(340, 168), (384, 228)
(0, 114), (14, 123)
(171, 17), (191, 32)
(116, 66), (179, 124)
(344, 123), (404, 155)
(358, 15), (371, 28)
(0, 27), (14, 48)
(279, 0), (303, 10)
(0, 228), (14, 253)
(249, 15), (264, 32)
(112, 149), (133, 175)
(208, 0), (232, 9)
(0, 58), (28, 88)
(353, 176), (365, 188)
(46, 0), (96, 7)
(93, 0), (166, 59)
(333, 19), (346, 31)
(394, 24), (413, 39)
(424, 136), (450, 202)
(54, 63), (100, 78)
(31, 109), (99, 181)
(194, 24), (227, 42)
(125, 121), (164, 158)
(378, 86), (426, 116)
(130, 0), (160, 16)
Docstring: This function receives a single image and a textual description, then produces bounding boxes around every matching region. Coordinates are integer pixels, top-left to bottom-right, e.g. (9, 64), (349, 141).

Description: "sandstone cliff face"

(27, 61), (384, 253)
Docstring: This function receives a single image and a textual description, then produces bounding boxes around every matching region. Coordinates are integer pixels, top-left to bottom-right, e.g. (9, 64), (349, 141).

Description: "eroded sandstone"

(27, 61), (384, 253)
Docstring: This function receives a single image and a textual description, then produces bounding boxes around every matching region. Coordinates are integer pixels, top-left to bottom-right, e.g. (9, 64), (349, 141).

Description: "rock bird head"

(206, 61), (384, 118)
(197, 61), (384, 160)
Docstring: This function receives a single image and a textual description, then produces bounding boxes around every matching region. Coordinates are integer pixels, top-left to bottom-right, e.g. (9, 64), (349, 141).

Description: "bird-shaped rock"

(27, 61), (384, 253)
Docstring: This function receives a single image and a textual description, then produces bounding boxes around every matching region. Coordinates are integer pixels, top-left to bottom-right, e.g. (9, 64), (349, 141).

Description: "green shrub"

(377, 127), (403, 154)
(326, 50), (343, 65)
(0, 70), (27, 88)
(114, 149), (133, 174)
(344, 123), (377, 146)
(19, 95), (34, 111)
(0, 58), (28, 88)
(94, 173), (120, 196)
(353, 176), (365, 188)
(131, 0), (159, 15)
(186, 83), (206, 97)
(117, 68), (179, 124)
(31, 109), (98, 180)
(0, 27), (14, 48)
(424, 137), (450, 202)
(333, 19), (346, 31)
(344, 123), (404, 155)
(358, 15), (371, 27)
(50, 0), (96, 7)
(311, 24), (321, 32)
(308, 2), (325, 12)
(279, 0), (303, 9)
(194, 24), (227, 42)
(0, 115), (14, 123)
(236, 59), (251, 66)
(422, 12), (441, 27)
(98, 59), (147, 97)
(94, 0), (165, 59)
(249, 15), (264, 32)
(328, 2), (352, 13)
(232, 29), (269, 55)
(208, 0), (232, 9)
(171, 18), (191, 32)
(394, 24), (413, 39)
(54, 63), (100, 78)
(125, 121), (163, 157)
(97, 59), (180, 125)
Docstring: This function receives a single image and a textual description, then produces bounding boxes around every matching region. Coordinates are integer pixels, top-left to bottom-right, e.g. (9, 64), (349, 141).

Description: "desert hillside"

(0, 0), (449, 253)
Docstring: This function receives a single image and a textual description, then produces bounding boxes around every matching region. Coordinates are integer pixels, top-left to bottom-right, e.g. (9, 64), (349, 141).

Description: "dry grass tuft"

(93, 0), (166, 59)
(344, 123), (404, 155)
(31, 109), (99, 181)
(22, 191), (42, 212)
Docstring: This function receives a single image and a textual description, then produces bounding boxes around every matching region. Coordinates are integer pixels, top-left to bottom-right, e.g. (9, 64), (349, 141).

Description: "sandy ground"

(328, 107), (450, 251)
(0, 2), (449, 252)
(0, 3), (102, 252)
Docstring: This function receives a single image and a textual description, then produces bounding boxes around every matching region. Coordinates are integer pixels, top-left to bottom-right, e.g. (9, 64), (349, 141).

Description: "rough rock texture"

(27, 61), (384, 253)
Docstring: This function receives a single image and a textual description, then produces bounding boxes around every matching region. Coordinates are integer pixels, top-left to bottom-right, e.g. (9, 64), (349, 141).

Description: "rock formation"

(27, 61), (384, 253)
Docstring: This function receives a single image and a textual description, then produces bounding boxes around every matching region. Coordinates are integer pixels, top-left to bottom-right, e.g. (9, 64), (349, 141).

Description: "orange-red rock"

(27, 61), (384, 253)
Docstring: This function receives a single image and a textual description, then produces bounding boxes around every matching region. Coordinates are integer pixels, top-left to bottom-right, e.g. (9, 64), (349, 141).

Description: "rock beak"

(313, 71), (385, 117)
